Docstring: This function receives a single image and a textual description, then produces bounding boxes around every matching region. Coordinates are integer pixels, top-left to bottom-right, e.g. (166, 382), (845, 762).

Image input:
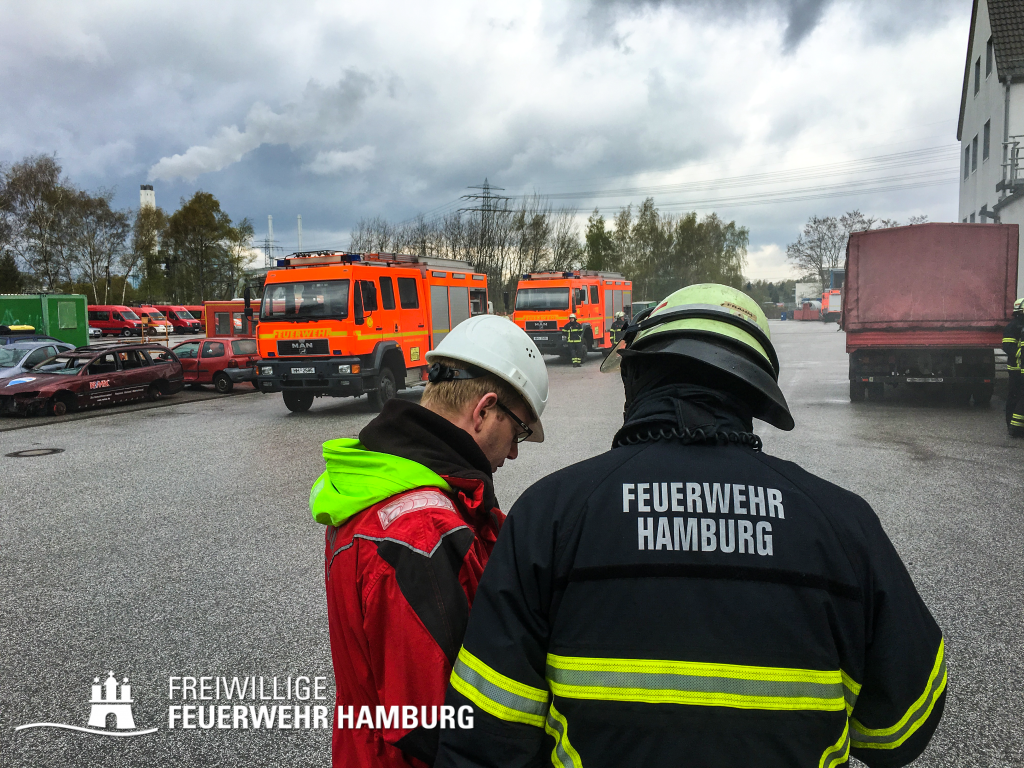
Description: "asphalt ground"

(1, 321), (1021, 767)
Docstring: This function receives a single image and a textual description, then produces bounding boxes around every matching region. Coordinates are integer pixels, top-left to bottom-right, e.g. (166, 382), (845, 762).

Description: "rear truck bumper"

(528, 332), (569, 354)
(256, 358), (368, 397)
(850, 374), (994, 385)
(848, 347), (995, 385)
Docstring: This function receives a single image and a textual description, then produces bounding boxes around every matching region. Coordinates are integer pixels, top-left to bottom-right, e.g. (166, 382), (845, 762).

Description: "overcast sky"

(0, 0), (970, 280)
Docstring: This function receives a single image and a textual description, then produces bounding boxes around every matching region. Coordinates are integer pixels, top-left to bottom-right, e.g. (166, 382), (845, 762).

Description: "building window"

(972, 135), (978, 171)
(975, 58), (981, 94)
(970, 213), (976, 223)
(984, 120), (991, 160)
(963, 217), (969, 223)
(965, 145), (971, 179)
(987, 37), (994, 77)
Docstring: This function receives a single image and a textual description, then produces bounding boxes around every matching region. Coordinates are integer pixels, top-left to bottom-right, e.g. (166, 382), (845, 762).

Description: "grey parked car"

(0, 341), (74, 379)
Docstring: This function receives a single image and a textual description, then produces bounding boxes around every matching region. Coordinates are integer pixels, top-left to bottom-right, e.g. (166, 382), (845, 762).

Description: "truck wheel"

(369, 368), (397, 412)
(849, 381), (865, 402)
(121, 328), (133, 337)
(868, 382), (884, 400)
(972, 383), (994, 407)
(283, 391), (314, 412)
(213, 372), (233, 394)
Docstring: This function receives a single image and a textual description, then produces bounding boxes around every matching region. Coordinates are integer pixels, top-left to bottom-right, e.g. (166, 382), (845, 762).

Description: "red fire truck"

(511, 270), (631, 359)
(254, 251), (488, 412)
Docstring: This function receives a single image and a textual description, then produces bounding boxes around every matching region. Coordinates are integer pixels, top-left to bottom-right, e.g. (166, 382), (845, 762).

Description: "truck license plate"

(291, 367), (316, 374)
(534, 336), (548, 341)
(906, 377), (942, 383)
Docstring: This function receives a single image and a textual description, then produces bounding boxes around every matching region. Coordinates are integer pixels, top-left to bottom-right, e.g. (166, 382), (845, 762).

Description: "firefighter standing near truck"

(437, 284), (945, 768)
(311, 314), (548, 768)
(610, 310), (627, 345)
(562, 313), (585, 367)
(1004, 298), (1024, 437)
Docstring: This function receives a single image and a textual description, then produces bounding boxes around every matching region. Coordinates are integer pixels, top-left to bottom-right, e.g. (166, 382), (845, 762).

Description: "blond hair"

(421, 357), (531, 420)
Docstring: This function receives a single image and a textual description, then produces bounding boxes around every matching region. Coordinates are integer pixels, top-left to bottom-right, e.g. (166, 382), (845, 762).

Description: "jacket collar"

(359, 399), (500, 514)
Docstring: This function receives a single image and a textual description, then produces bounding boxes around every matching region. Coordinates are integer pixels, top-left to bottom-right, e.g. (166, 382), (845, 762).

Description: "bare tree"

(77, 191), (130, 304)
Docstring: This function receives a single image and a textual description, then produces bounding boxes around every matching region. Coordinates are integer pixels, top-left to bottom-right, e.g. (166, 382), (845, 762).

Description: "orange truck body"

(254, 251), (487, 406)
(511, 270), (631, 357)
(203, 300), (259, 338)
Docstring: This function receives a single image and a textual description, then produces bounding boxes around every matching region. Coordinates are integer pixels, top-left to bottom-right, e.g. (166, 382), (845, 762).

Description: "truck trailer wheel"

(368, 368), (397, 412)
(283, 391), (314, 412)
(972, 383), (993, 407)
(849, 381), (865, 402)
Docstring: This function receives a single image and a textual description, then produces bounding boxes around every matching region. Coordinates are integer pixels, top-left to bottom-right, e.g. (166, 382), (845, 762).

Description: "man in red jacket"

(310, 315), (549, 768)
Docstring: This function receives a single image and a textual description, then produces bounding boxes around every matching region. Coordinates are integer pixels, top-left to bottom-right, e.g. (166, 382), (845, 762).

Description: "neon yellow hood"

(309, 438), (453, 527)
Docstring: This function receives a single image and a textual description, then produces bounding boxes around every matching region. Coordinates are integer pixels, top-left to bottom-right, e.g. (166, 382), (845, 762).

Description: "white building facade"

(958, 0), (1024, 298)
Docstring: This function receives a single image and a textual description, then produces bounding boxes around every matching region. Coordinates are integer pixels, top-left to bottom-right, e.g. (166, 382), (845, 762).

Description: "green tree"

(584, 209), (614, 271)
(125, 204), (169, 303)
(77, 190), (131, 304)
(0, 251), (24, 293)
(165, 192), (250, 303)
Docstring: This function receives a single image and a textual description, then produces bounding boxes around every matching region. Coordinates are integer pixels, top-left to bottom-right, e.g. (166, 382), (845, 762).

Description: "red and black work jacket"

(323, 400), (504, 768)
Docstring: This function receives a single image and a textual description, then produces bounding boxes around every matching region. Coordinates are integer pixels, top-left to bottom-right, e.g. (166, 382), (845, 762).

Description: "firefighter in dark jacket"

(610, 310), (627, 345)
(562, 314), (585, 367)
(312, 315), (549, 768)
(1004, 297), (1023, 436)
(437, 284), (945, 768)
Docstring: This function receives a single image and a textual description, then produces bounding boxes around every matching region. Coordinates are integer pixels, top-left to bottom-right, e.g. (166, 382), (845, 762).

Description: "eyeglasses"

(496, 401), (533, 443)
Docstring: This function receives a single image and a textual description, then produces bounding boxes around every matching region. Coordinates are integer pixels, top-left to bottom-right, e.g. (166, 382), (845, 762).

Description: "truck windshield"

(515, 287), (570, 311)
(121, 310), (140, 321)
(261, 280), (350, 321)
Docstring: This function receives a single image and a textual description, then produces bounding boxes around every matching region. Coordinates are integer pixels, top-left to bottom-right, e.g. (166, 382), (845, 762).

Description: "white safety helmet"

(426, 315), (549, 442)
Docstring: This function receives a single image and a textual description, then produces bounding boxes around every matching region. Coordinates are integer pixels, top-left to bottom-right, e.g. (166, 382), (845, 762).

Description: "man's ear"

(470, 392), (499, 432)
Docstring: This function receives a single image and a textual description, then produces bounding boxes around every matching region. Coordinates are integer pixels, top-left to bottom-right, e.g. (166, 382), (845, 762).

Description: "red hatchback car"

(0, 343), (184, 417)
(171, 337), (259, 393)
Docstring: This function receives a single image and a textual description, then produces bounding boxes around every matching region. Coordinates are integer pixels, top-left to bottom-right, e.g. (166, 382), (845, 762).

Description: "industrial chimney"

(140, 184), (155, 209)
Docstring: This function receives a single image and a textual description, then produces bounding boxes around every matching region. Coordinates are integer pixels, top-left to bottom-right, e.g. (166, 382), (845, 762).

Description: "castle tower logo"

(15, 671), (157, 737)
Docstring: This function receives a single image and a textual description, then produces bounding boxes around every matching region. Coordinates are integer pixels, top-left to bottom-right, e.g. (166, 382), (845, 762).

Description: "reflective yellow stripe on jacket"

(546, 653), (854, 712)
(450, 647), (549, 727)
(850, 639), (947, 750)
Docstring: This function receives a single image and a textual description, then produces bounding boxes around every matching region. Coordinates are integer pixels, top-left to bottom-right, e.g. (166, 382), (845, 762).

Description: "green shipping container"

(0, 294), (89, 348)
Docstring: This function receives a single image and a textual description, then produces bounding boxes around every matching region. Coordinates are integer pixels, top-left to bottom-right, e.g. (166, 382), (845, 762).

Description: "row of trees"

(0, 154), (254, 304)
(350, 195), (750, 307)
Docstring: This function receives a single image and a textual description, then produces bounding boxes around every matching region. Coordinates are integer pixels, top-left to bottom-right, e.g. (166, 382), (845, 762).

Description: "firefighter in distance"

(561, 313), (585, 367)
(610, 310), (627, 345)
(1004, 297), (1023, 437)
(436, 284), (945, 768)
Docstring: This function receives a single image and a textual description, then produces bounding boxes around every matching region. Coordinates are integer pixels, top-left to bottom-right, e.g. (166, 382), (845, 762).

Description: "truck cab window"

(361, 281), (379, 312)
(397, 277), (419, 309)
(379, 277), (396, 310)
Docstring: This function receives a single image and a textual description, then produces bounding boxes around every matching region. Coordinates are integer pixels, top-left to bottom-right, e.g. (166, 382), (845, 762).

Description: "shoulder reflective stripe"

(819, 720), (851, 768)
(352, 526), (470, 558)
(841, 670), (861, 714)
(546, 654), (846, 712)
(450, 647), (548, 727)
(377, 489), (455, 529)
(850, 639), (947, 750)
(545, 702), (583, 768)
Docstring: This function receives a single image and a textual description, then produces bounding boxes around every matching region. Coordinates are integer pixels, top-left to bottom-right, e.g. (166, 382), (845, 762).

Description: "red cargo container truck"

(843, 223), (1019, 404)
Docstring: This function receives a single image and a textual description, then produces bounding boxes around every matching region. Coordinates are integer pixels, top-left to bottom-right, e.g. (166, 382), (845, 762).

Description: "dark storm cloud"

(582, 0), (964, 51)
(0, 1), (966, 274)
